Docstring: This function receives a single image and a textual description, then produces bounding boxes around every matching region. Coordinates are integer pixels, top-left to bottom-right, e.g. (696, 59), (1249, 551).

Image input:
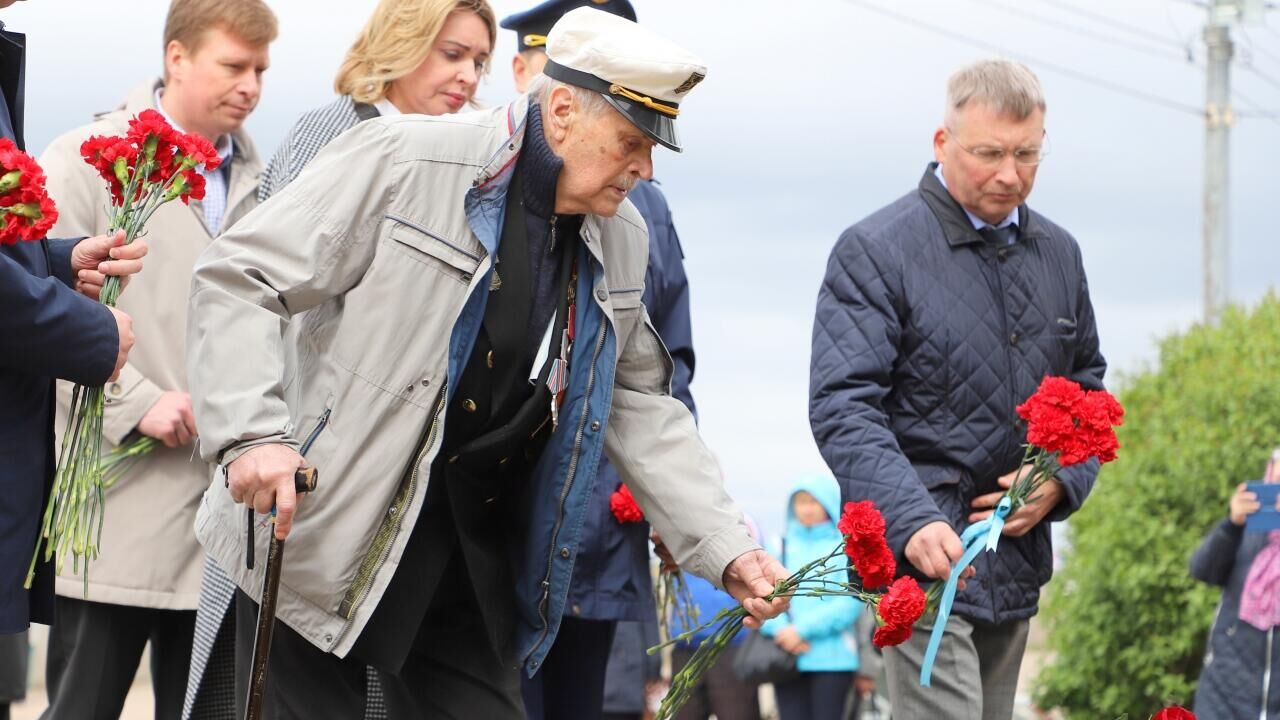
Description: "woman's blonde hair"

(334, 0), (496, 105)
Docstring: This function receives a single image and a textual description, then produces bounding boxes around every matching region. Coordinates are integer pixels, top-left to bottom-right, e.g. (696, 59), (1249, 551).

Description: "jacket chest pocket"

(385, 215), (481, 285)
(329, 218), (481, 395)
(1028, 315), (1077, 377)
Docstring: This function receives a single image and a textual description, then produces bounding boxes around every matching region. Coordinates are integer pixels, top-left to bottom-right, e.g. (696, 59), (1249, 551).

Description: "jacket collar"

(918, 162), (1049, 248)
(471, 97), (607, 270)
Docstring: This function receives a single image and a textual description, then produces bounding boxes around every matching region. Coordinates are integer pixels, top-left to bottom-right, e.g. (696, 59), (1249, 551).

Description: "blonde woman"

(180, 2), (494, 717)
(259, 0), (495, 200)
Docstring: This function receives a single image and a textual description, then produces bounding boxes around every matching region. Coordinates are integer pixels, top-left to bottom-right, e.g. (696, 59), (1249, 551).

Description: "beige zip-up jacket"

(42, 78), (262, 609)
(185, 100), (757, 658)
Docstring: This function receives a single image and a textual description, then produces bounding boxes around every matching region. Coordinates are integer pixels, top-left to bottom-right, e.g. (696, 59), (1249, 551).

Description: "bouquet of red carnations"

(609, 483), (702, 643)
(26, 110), (219, 591)
(649, 500), (931, 720)
(0, 138), (57, 244)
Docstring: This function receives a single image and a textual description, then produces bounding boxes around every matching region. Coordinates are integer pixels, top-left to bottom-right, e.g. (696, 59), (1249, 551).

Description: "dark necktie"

(979, 224), (1016, 247)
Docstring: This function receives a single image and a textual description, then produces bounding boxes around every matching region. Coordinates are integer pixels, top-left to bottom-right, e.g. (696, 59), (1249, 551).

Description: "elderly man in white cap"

(184, 7), (786, 717)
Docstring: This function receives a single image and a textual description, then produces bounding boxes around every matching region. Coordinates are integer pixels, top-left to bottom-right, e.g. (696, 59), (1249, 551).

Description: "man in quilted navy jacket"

(809, 59), (1106, 719)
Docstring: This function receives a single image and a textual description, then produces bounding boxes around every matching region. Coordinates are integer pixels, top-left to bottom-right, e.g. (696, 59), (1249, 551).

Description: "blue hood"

(785, 474), (843, 532)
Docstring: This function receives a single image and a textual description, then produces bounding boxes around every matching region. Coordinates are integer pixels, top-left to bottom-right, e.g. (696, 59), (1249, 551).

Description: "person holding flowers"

(34, 1), (277, 717)
(0, 0), (149, 642)
(810, 58), (1108, 719)
(500, 4), (703, 718)
(185, 8), (786, 718)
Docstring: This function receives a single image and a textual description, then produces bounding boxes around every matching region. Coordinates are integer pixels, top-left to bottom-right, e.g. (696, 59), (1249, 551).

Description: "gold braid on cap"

(608, 84), (680, 117)
(523, 34), (548, 47)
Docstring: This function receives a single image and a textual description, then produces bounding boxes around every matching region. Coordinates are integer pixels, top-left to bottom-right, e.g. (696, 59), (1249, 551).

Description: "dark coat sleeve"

(1049, 241), (1108, 521)
(0, 246), (118, 384)
(645, 214), (696, 419)
(1190, 518), (1244, 588)
(809, 228), (948, 561)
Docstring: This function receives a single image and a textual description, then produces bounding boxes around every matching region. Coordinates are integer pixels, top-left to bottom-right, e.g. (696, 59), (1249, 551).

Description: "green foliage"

(1034, 294), (1280, 718)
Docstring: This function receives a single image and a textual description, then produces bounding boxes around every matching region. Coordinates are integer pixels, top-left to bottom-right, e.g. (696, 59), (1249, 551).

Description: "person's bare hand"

(1230, 483), (1262, 526)
(905, 521), (975, 589)
(773, 625), (810, 655)
(650, 531), (678, 572)
(136, 391), (197, 448)
(969, 465), (1064, 537)
(227, 444), (306, 540)
(722, 549), (790, 630)
(108, 307), (134, 381)
(71, 230), (147, 299)
(854, 674), (876, 697)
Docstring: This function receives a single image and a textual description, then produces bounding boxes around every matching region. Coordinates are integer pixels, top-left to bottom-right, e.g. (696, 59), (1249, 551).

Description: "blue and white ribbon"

(919, 495), (1012, 687)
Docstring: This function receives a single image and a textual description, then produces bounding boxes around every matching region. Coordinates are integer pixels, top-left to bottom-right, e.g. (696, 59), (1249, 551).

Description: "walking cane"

(243, 466), (318, 720)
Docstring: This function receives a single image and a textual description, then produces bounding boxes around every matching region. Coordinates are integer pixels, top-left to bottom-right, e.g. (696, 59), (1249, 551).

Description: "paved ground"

(12, 619), (1061, 719)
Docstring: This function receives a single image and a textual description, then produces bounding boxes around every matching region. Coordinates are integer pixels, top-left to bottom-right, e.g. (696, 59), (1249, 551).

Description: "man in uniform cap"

(501, 3), (700, 720)
(186, 7), (785, 717)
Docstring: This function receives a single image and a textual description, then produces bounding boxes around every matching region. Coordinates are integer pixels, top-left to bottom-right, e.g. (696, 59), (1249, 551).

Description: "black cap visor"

(598, 93), (681, 152)
(544, 59), (682, 152)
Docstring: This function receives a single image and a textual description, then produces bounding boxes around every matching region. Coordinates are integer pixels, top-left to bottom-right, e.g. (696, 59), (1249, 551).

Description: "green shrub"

(1034, 293), (1280, 717)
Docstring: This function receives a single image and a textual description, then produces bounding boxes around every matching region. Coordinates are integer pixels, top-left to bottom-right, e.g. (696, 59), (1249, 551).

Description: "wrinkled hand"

(969, 464), (1063, 537)
(773, 625), (810, 655)
(137, 391), (197, 448)
(722, 549), (790, 630)
(1230, 483), (1263, 527)
(905, 521), (975, 589)
(650, 531), (678, 573)
(108, 307), (134, 381)
(227, 444), (306, 540)
(70, 230), (148, 300)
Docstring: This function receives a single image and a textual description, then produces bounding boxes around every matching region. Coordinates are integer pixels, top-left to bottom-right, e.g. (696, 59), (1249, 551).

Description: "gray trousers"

(883, 615), (1029, 720)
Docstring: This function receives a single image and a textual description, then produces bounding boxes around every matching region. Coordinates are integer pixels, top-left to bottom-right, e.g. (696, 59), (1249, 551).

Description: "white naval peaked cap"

(543, 6), (707, 152)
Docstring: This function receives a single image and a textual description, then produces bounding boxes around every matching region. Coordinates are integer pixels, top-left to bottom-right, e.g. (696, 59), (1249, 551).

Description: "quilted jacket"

(809, 163), (1107, 623)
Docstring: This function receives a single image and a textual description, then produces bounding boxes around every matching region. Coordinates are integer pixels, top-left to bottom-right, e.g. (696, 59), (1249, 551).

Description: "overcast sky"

(7, 0), (1278, 533)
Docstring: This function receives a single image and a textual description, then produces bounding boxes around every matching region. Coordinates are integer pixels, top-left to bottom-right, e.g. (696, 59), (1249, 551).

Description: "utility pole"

(1201, 0), (1269, 323)
(1203, 0), (1234, 324)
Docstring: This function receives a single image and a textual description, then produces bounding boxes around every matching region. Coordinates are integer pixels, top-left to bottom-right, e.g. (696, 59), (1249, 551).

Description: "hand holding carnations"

(968, 464), (1065, 536)
(722, 549), (790, 630)
(69, 229), (148, 300)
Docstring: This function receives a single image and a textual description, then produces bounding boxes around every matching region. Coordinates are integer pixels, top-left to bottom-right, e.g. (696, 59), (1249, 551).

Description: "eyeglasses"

(946, 129), (1049, 167)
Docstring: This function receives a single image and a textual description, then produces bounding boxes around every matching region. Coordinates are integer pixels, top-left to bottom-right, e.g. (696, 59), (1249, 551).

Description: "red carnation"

(871, 576), (927, 648)
(1152, 707), (1195, 720)
(1017, 377), (1124, 467)
(610, 484), (644, 524)
(872, 621), (913, 649)
(0, 138), (57, 244)
(179, 131), (221, 172)
(838, 501), (897, 588)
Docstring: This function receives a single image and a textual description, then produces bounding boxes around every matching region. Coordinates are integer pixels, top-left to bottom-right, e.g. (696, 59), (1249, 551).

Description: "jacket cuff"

(214, 434), (299, 468)
(689, 523), (759, 592)
(1047, 459), (1098, 522)
(101, 363), (165, 445)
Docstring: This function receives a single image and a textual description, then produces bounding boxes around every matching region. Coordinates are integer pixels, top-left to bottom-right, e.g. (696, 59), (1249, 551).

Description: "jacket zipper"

(991, 248), (1016, 621)
(524, 318), (608, 666)
(384, 214), (482, 262)
(299, 408), (332, 456)
(333, 384), (447, 637)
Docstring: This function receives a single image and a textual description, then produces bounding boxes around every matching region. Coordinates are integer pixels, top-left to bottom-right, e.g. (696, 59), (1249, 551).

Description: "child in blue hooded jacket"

(761, 474), (863, 720)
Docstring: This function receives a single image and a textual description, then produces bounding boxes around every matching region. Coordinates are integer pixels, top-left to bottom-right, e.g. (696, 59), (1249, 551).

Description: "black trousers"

(233, 544), (523, 720)
(774, 671), (854, 720)
(42, 596), (195, 720)
(520, 616), (617, 720)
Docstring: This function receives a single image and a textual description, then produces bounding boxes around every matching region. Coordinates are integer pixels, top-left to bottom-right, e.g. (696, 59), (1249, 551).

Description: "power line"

(1241, 62), (1280, 90)
(839, 0), (1205, 116)
(1032, 0), (1188, 49)
(967, 0), (1193, 64)
(1239, 28), (1280, 67)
